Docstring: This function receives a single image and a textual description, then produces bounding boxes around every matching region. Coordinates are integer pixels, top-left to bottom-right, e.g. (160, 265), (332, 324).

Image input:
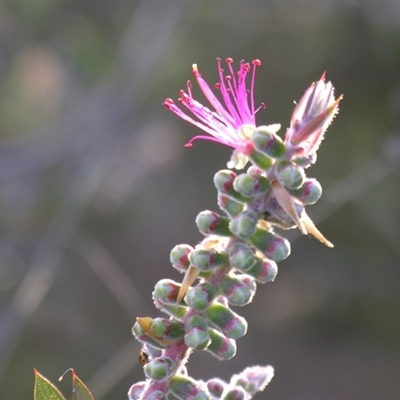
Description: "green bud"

(218, 274), (256, 306)
(228, 242), (257, 272)
(206, 328), (237, 360)
(190, 248), (229, 271)
(249, 228), (291, 262)
(132, 322), (169, 350)
(170, 244), (193, 272)
(146, 392), (166, 400)
(287, 178), (322, 205)
(213, 169), (237, 193)
(207, 378), (226, 398)
(233, 173), (270, 198)
(196, 211), (231, 237)
(276, 160), (305, 189)
(158, 303), (188, 320)
(231, 365), (275, 396)
(151, 318), (185, 341)
(244, 256), (278, 283)
(218, 193), (244, 218)
(214, 170), (252, 202)
(222, 387), (246, 400)
(128, 382), (146, 400)
(248, 148), (273, 170)
(169, 375), (209, 400)
(292, 153), (317, 168)
(246, 165), (263, 176)
(206, 302), (247, 339)
(153, 279), (180, 304)
(142, 344), (162, 360)
(229, 210), (258, 240)
(184, 315), (210, 349)
(252, 126), (286, 158)
(185, 327), (210, 350)
(185, 314), (208, 330)
(143, 357), (173, 380)
(185, 282), (216, 311)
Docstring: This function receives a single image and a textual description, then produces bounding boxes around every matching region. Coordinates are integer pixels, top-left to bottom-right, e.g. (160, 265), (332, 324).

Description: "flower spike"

(130, 59), (344, 400)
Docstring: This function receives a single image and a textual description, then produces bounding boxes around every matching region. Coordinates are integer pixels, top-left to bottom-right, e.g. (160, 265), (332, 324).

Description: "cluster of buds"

(130, 58), (342, 399)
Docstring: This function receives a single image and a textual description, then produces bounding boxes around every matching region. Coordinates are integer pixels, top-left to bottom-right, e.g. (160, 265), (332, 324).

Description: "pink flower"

(285, 72), (343, 161)
(164, 58), (264, 169)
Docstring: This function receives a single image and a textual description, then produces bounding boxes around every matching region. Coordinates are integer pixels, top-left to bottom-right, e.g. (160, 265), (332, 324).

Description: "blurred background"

(0, 2), (399, 399)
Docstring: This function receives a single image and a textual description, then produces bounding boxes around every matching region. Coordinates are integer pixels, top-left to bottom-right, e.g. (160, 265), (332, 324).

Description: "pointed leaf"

(72, 370), (95, 400)
(34, 369), (66, 400)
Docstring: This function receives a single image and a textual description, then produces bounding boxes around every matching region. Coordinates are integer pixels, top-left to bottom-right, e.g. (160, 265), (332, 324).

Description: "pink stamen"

(164, 98), (174, 108)
(185, 135), (229, 148)
(251, 59), (261, 115)
(187, 80), (193, 98)
(254, 102), (266, 115)
(226, 58), (237, 93)
(217, 58), (225, 89)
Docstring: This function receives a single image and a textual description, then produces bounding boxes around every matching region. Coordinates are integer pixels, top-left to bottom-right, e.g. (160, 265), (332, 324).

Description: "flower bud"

(233, 173), (270, 198)
(229, 210), (258, 240)
(288, 178), (322, 205)
(142, 344), (162, 360)
(150, 318), (185, 342)
(132, 321), (169, 350)
(252, 125), (286, 158)
(185, 282), (216, 311)
(184, 315), (210, 349)
(169, 375), (209, 400)
(249, 228), (291, 262)
(214, 170), (252, 202)
(230, 365), (275, 395)
(143, 357), (174, 380)
(153, 280), (189, 319)
(196, 211), (231, 237)
(146, 392), (167, 400)
(207, 378), (226, 398)
(218, 274), (256, 306)
(246, 165), (263, 177)
(228, 242), (257, 272)
(285, 73), (343, 159)
(206, 328), (237, 360)
(213, 169), (237, 193)
(158, 304), (188, 320)
(153, 279), (180, 305)
(218, 193), (244, 218)
(170, 244), (193, 272)
(128, 382), (146, 400)
(206, 302), (247, 339)
(247, 148), (273, 171)
(276, 160), (305, 189)
(189, 248), (229, 271)
(222, 387), (246, 400)
(292, 153), (317, 168)
(244, 256), (278, 284)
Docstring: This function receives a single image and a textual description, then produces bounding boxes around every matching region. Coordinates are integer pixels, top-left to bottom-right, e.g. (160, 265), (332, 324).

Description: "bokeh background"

(0, 2), (399, 399)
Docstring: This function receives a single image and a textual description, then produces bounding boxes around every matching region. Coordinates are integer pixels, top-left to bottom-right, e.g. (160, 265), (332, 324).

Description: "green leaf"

(34, 369), (66, 400)
(72, 370), (95, 400)
(34, 369), (95, 400)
